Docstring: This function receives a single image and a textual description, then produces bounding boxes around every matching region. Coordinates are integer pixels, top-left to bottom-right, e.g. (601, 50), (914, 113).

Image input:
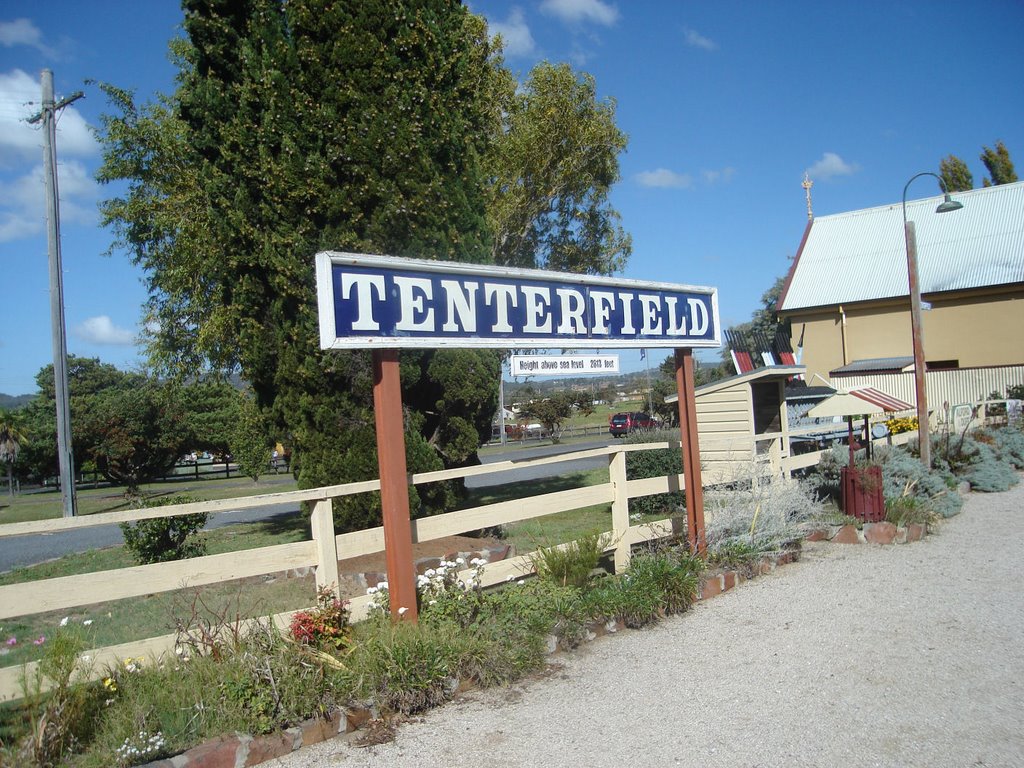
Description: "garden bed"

(134, 546), (802, 768)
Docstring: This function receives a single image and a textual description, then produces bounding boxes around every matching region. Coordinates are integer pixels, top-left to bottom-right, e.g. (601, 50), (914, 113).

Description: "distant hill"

(0, 393), (35, 410)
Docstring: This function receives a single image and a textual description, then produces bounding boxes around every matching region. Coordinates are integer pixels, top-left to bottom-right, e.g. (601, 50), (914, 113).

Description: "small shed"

(668, 365), (803, 484)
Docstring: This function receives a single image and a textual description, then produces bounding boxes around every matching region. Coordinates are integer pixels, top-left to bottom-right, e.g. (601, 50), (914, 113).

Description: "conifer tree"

(99, 0), (503, 530)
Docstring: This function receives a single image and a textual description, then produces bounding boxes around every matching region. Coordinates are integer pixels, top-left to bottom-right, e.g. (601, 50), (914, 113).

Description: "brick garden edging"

(804, 521), (927, 545)
(141, 525), (929, 768)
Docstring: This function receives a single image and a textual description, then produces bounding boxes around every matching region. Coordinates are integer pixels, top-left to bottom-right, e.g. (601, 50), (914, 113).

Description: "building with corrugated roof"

(777, 180), (1024, 386)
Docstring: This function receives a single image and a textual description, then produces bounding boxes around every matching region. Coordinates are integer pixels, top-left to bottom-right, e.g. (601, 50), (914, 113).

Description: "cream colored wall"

(696, 385), (754, 484)
(788, 288), (1024, 383)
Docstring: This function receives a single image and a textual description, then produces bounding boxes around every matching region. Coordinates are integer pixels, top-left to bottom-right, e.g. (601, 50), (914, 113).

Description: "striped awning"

(847, 387), (914, 413)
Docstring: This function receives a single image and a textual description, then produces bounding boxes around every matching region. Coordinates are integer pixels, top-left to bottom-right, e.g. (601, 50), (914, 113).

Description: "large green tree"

(78, 378), (193, 496)
(485, 61), (631, 274)
(97, 0), (507, 531)
(18, 356), (125, 483)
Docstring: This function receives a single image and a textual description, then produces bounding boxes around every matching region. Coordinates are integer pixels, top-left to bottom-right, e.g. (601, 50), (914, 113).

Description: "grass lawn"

(459, 469), (613, 552)
(0, 474), (299, 525)
(0, 514), (314, 671)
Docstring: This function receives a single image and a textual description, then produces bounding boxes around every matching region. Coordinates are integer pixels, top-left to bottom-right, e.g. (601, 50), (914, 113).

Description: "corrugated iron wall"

(832, 365), (1024, 418)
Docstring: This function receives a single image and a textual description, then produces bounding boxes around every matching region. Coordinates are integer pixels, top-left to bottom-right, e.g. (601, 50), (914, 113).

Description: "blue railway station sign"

(316, 252), (720, 350)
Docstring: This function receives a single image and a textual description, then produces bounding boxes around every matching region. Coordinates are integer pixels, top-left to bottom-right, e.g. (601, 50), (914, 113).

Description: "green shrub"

(346, 622), (458, 715)
(480, 578), (586, 648)
(874, 446), (963, 518)
(624, 549), (702, 615)
(119, 495), (208, 565)
(988, 427), (1024, 469)
(585, 574), (662, 628)
(624, 428), (686, 517)
(883, 495), (936, 527)
(932, 431), (1019, 493)
(530, 533), (608, 589)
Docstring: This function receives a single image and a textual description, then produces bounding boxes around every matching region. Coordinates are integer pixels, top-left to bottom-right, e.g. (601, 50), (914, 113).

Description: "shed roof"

(665, 365), (804, 403)
(779, 181), (1024, 312)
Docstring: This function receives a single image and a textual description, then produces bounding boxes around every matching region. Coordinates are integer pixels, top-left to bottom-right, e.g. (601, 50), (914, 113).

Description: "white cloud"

(0, 69), (97, 164)
(74, 316), (136, 346)
(0, 159), (98, 242)
(540, 0), (619, 27)
(489, 8), (536, 58)
(635, 168), (692, 189)
(0, 19), (55, 56)
(683, 28), (717, 51)
(806, 152), (859, 180)
(702, 167), (735, 185)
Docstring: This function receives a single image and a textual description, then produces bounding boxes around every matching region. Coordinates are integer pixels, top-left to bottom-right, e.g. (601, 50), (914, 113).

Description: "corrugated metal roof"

(779, 181), (1024, 311)
(831, 357), (914, 375)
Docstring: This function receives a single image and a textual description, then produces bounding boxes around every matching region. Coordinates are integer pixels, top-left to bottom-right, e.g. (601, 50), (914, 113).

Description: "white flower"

(377, 581), (388, 590)
(517, 580), (525, 586)
(506, 575), (514, 582)
(456, 557), (466, 565)
(428, 599), (437, 606)
(424, 568), (435, 577)
(82, 619), (93, 626)
(367, 586), (378, 595)
(59, 617), (69, 627)
(397, 606), (408, 616)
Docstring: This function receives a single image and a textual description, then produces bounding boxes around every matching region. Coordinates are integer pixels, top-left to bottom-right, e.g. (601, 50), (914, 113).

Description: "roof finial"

(802, 172), (814, 220)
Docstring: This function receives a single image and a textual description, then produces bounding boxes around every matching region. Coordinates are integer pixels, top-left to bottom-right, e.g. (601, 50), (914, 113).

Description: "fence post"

(609, 448), (630, 573)
(310, 499), (340, 597)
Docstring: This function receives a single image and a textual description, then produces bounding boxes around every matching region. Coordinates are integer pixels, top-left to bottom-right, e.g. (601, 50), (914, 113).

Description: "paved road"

(0, 439), (616, 572)
(467, 437), (615, 488)
(273, 479), (1024, 768)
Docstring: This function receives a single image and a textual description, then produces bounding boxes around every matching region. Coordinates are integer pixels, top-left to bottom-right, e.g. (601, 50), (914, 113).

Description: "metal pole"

(372, 349), (418, 622)
(498, 359), (507, 446)
(41, 69), (77, 517)
(903, 220), (931, 469)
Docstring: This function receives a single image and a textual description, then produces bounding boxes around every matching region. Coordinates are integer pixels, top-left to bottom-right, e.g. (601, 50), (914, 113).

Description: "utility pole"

(30, 69), (83, 518)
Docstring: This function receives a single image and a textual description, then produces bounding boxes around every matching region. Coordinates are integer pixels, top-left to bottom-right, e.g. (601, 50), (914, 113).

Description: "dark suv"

(609, 411), (656, 437)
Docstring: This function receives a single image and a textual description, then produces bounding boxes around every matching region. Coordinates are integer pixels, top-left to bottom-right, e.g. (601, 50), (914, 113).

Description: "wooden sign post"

(372, 349), (419, 621)
(316, 252), (721, 621)
(674, 348), (706, 556)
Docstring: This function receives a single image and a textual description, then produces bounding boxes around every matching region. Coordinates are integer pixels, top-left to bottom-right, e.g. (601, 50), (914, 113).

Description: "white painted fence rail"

(0, 426), (923, 702)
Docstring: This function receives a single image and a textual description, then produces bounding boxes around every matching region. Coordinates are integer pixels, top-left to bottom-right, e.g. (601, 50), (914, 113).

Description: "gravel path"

(271, 481), (1024, 768)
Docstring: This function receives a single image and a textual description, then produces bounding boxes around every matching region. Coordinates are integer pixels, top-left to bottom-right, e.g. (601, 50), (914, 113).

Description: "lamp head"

(936, 193), (963, 214)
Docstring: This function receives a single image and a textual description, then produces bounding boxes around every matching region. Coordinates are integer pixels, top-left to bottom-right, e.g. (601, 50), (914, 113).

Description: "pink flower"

(33, 636), (45, 646)
(5, 637), (15, 646)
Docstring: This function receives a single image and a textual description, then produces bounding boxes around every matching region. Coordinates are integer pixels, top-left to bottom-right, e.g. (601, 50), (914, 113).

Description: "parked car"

(609, 411), (656, 437)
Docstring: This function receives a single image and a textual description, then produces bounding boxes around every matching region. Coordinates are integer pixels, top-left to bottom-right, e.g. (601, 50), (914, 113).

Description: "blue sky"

(2, 1), (1023, 395)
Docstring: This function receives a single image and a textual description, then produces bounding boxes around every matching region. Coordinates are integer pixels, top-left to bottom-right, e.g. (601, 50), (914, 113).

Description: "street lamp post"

(902, 172), (963, 469)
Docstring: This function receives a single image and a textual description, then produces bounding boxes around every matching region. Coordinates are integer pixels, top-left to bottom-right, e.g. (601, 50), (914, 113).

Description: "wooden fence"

(0, 426), (920, 703)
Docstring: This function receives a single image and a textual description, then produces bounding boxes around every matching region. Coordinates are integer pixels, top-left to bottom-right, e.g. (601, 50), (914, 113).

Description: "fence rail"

(0, 420), (946, 702)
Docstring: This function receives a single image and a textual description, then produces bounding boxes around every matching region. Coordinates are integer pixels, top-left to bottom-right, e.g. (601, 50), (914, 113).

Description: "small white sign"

(952, 404), (974, 434)
(510, 354), (620, 377)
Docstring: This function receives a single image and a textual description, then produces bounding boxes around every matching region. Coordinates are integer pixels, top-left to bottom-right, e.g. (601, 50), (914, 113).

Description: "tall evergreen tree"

(98, 0), (504, 530)
(939, 154), (974, 192)
(980, 140), (1018, 186)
